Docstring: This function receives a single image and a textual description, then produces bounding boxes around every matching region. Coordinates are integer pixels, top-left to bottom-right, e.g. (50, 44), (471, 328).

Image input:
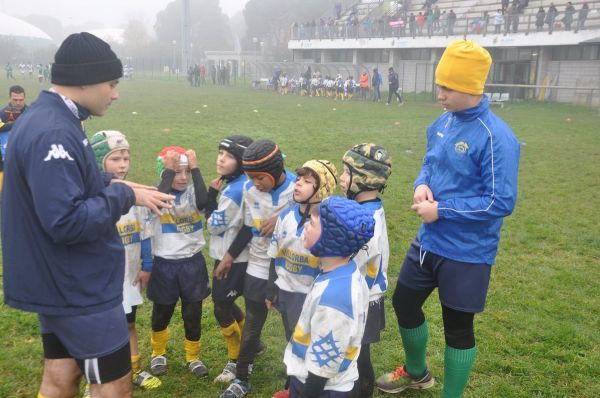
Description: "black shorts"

(243, 273), (269, 303)
(40, 305), (131, 384)
(147, 251), (210, 304)
(211, 260), (247, 302)
(362, 297), (385, 344)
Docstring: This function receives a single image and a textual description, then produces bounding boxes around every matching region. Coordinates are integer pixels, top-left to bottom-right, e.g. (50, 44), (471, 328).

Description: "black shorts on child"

(211, 259), (247, 302)
(362, 297), (386, 345)
(243, 273), (269, 303)
(147, 251), (210, 304)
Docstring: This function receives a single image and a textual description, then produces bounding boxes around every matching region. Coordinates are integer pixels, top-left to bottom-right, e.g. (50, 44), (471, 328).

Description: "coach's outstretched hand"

(113, 180), (175, 215)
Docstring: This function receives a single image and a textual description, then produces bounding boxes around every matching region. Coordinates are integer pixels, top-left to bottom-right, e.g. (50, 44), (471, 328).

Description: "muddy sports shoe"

(375, 365), (435, 393)
(133, 370), (162, 389)
(150, 355), (168, 376)
(214, 361), (237, 383)
(188, 359), (209, 377)
(219, 378), (251, 398)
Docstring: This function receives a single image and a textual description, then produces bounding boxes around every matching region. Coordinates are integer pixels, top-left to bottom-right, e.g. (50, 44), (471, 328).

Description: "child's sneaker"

(375, 365), (435, 393)
(133, 370), (162, 389)
(272, 389), (289, 398)
(219, 379), (251, 398)
(188, 359), (209, 377)
(214, 361), (237, 383)
(150, 355), (168, 376)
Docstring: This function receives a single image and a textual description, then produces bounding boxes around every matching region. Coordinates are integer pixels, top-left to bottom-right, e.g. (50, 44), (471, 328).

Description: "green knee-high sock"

(441, 345), (477, 398)
(399, 321), (428, 377)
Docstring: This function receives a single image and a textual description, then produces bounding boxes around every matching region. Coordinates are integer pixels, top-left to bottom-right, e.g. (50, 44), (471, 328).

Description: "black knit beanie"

(219, 135), (253, 181)
(242, 139), (284, 186)
(51, 32), (123, 86)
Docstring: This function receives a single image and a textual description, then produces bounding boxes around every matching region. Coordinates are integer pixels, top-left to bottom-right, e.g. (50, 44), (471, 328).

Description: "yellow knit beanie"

(435, 40), (492, 95)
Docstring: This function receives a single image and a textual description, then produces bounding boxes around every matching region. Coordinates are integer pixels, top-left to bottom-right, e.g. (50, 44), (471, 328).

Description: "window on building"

(363, 49), (389, 63)
(330, 50), (353, 63)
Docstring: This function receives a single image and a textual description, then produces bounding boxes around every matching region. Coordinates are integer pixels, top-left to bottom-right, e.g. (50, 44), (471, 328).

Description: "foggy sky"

(5, 0), (249, 30)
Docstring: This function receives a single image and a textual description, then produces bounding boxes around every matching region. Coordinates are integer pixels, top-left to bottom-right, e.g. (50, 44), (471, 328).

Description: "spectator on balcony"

(575, 2), (590, 32)
(504, 5), (514, 34)
(562, 2), (575, 31)
(335, 1), (342, 19)
(416, 12), (426, 35)
(494, 9), (504, 34)
(546, 3), (558, 34)
(501, 0), (509, 13)
(409, 12), (417, 38)
(482, 11), (490, 35)
(448, 10), (457, 35)
(426, 10), (434, 37)
(440, 10), (449, 35)
(511, 5), (520, 32)
(433, 6), (441, 31)
(536, 7), (545, 32)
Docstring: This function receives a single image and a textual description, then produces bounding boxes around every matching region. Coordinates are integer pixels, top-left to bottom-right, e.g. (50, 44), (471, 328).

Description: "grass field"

(0, 79), (599, 397)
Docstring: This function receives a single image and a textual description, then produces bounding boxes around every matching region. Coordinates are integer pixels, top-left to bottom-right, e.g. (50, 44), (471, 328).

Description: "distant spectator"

(482, 11), (490, 35)
(426, 10), (434, 37)
(501, 0), (509, 12)
(4, 63), (15, 80)
(562, 2), (575, 30)
(494, 9), (504, 34)
(433, 6), (441, 31)
(511, 5), (520, 32)
(447, 10), (457, 35)
(504, 5), (514, 34)
(386, 67), (402, 105)
(0, 85), (27, 164)
(546, 3), (558, 34)
(335, 1), (342, 19)
(575, 2), (590, 32)
(416, 12), (426, 35)
(536, 7), (546, 32)
(372, 67), (381, 102)
(359, 71), (369, 100)
(440, 10), (449, 35)
(409, 12), (417, 38)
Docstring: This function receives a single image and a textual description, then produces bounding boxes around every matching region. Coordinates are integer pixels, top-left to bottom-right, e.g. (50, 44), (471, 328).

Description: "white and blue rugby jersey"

(353, 199), (389, 302)
(267, 203), (320, 294)
(244, 170), (295, 280)
(207, 175), (249, 263)
(151, 184), (205, 260)
(284, 261), (369, 392)
(117, 206), (152, 313)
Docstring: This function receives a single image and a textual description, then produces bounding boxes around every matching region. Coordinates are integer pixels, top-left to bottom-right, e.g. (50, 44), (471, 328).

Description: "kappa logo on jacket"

(43, 144), (74, 161)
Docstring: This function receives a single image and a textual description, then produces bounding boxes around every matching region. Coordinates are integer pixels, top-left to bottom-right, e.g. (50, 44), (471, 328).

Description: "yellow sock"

(151, 328), (169, 357)
(184, 338), (201, 363)
(131, 354), (141, 373)
(221, 321), (242, 360)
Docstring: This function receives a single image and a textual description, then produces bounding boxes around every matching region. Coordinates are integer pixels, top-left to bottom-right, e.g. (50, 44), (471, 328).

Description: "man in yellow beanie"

(376, 40), (520, 397)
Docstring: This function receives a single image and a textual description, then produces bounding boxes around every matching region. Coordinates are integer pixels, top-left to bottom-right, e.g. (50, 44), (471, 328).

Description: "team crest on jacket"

(454, 141), (469, 155)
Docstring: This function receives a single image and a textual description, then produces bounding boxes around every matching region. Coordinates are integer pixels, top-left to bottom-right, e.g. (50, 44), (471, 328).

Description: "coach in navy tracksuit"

(376, 40), (520, 397)
(1, 33), (172, 398)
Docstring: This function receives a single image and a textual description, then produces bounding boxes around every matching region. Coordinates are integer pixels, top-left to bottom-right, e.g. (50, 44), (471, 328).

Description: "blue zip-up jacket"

(414, 96), (520, 265)
(1, 90), (136, 316)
